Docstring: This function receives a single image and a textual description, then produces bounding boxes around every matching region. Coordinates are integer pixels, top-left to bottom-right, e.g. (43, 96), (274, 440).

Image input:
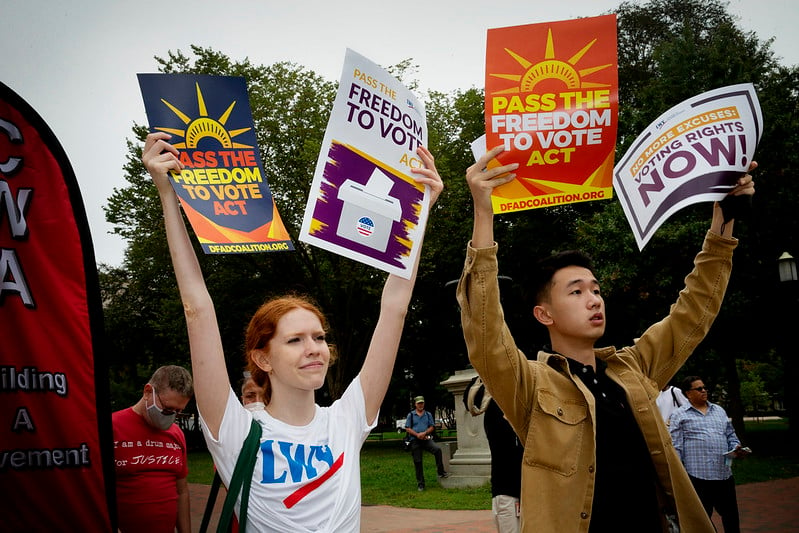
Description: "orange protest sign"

(485, 14), (618, 213)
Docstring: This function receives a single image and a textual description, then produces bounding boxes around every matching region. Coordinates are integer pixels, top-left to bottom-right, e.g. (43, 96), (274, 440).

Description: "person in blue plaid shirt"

(669, 376), (751, 533)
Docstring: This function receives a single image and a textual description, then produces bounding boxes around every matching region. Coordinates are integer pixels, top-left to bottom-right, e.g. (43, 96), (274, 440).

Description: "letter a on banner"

(0, 82), (115, 531)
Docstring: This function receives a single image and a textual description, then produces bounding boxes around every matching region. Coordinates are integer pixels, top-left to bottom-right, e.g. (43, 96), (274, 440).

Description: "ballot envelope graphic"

(336, 168), (402, 253)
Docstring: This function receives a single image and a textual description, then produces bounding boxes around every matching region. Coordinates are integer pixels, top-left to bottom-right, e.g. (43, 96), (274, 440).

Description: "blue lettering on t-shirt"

(312, 445), (334, 469)
(260, 440), (287, 483)
(260, 440), (335, 484)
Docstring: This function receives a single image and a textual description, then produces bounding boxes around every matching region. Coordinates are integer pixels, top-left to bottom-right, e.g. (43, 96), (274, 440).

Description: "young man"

(456, 145), (755, 532)
(670, 376), (750, 533)
(112, 365), (194, 533)
(405, 396), (449, 491)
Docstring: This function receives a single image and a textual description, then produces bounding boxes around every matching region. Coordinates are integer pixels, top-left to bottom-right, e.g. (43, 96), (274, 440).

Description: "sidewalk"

(190, 476), (799, 532)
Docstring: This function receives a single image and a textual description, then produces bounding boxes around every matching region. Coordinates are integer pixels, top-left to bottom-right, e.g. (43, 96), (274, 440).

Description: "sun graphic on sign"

(156, 83), (253, 149)
(490, 29), (612, 94)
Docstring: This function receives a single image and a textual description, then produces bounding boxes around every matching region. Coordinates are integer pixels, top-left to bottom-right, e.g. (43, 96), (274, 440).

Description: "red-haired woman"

(143, 132), (442, 532)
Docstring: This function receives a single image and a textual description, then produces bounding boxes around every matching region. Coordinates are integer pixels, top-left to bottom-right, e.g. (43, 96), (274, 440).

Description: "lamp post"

(778, 252), (797, 283)
(778, 252), (798, 443)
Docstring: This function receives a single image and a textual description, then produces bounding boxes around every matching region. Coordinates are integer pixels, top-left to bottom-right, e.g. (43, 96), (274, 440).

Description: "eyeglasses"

(152, 386), (181, 416)
(689, 386), (708, 392)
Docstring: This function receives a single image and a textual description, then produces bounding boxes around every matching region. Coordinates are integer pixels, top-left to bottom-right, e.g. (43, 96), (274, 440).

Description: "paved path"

(190, 477), (799, 532)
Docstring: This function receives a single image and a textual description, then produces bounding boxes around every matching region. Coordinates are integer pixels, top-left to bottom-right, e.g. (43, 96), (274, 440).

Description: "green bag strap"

(198, 470), (223, 533)
(217, 419), (262, 533)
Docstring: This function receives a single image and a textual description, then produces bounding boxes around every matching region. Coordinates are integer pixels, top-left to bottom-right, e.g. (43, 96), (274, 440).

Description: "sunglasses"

(152, 386), (182, 416)
(689, 386), (708, 392)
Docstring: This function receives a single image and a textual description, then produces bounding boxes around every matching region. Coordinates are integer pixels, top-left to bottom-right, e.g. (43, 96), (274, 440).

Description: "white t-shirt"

(656, 385), (688, 424)
(201, 376), (375, 532)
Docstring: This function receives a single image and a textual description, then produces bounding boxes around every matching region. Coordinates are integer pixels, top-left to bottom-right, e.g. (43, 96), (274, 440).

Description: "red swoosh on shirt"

(282, 452), (345, 509)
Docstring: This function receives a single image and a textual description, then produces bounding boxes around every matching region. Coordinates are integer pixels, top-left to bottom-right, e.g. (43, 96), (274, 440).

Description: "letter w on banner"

(0, 82), (115, 531)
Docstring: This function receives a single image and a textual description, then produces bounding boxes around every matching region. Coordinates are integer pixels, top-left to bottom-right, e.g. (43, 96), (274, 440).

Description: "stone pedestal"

(438, 368), (490, 488)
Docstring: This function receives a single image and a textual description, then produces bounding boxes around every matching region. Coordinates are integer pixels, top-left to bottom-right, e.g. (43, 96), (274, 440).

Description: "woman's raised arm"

(359, 145), (443, 424)
(142, 132), (230, 437)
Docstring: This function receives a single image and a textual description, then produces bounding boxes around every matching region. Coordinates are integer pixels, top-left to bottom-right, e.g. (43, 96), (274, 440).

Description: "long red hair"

(244, 295), (329, 405)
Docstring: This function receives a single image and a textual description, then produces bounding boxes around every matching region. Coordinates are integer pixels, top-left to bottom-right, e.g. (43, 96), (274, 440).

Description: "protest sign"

(299, 49), (430, 279)
(0, 81), (114, 531)
(138, 74), (293, 254)
(484, 14), (618, 214)
(613, 83), (762, 250)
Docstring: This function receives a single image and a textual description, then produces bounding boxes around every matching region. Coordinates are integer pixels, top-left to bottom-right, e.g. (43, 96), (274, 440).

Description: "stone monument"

(438, 368), (491, 488)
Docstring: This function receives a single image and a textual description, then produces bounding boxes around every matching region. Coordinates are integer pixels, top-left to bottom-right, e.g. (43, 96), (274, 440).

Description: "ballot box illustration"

(336, 168), (402, 253)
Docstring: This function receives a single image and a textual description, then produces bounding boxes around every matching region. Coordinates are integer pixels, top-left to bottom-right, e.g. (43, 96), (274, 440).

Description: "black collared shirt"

(564, 355), (662, 532)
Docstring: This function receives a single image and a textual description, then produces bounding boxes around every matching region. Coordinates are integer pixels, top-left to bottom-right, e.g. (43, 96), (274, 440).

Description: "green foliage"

(393, 87), (488, 412)
(359, 443), (491, 509)
(102, 2), (799, 423)
(103, 46), (347, 402)
(739, 375), (768, 412)
(738, 357), (782, 412)
(615, 0), (773, 149)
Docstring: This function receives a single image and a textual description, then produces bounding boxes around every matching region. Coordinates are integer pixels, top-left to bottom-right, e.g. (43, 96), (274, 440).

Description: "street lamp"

(778, 251), (798, 444)
(778, 252), (797, 283)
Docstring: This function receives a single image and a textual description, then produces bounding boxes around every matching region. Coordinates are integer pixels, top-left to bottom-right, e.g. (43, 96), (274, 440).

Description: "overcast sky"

(3, 0), (796, 266)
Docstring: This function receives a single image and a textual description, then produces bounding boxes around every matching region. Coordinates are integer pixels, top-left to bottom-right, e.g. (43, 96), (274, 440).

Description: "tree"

(103, 47), (459, 415)
(590, 0), (799, 437)
(104, 47), (373, 404)
(101, 1), (799, 430)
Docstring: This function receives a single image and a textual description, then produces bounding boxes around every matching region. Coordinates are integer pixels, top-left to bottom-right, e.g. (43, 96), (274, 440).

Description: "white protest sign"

(613, 84), (762, 250)
(299, 48), (430, 278)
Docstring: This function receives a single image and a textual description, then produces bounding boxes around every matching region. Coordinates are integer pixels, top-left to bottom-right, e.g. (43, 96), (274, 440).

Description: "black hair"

(530, 250), (595, 305)
(681, 375), (703, 393)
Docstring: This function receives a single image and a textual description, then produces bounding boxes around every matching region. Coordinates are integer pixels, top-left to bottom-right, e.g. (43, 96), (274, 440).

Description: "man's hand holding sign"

(613, 83), (762, 248)
(711, 163), (756, 238)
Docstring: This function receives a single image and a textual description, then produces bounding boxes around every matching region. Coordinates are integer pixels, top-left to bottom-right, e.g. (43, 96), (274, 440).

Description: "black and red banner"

(0, 82), (114, 531)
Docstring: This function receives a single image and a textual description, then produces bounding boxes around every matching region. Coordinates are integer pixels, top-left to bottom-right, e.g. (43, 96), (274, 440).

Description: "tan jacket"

(457, 231), (737, 532)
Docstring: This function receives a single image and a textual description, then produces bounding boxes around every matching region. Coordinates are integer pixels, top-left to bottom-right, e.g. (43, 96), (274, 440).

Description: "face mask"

(146, 387), (177, 430)
(244, 402), (265, 412)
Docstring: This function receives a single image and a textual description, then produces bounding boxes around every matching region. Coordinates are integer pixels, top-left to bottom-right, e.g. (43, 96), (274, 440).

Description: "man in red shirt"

(113, 365), (194, 532)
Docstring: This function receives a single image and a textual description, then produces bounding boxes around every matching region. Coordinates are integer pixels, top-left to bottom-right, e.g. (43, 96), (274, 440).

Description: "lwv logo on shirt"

(258, 440), (345, 508)
(260, 440), (335, 483)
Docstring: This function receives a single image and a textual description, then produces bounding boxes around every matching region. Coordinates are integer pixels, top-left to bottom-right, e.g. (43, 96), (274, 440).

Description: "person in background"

(457, 144), (756, 532)
(113, 365), (194, 533)
(670, 376), (751, 533)
(464, 376), (524, 533)
(201, 372), (265, 532)
(405, 396), (449, 491)
(143, 131), (442, 531)
(240, 371), (265, 412)
(657, 383), (688, 425)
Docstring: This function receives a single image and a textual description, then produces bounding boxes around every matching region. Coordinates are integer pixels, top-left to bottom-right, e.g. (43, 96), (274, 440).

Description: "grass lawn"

(730, 417), (799, 484)
(187, 419), (799, 510)
(358, 438), (491, 509)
